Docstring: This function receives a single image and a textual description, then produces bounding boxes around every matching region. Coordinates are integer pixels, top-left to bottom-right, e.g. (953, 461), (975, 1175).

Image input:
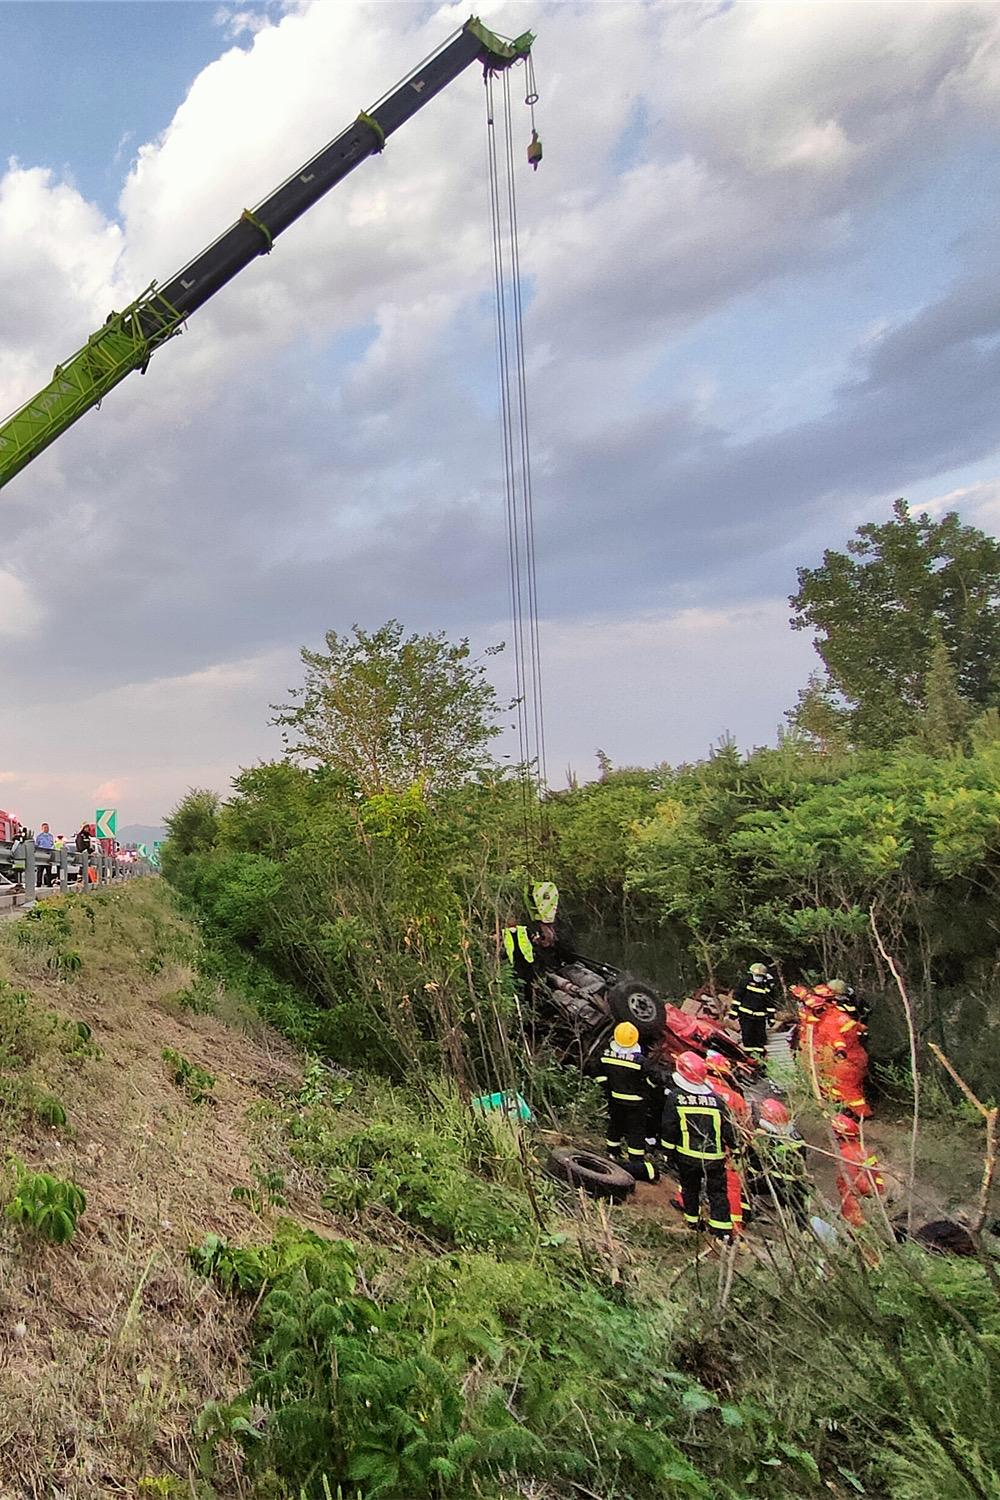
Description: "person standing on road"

(733, 962), (777, 1064)
(594, 1022), (661, 1183)
(74, 823), (93, 856)
(661, 1051), (736, 1240)
(34, 823), (54, 887)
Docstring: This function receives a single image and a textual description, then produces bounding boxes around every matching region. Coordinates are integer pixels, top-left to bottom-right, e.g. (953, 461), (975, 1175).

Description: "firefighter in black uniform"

(733, 962), (777, 1063)
(594, 1022), (661, 1183)
(661, 1050), (736, 1238)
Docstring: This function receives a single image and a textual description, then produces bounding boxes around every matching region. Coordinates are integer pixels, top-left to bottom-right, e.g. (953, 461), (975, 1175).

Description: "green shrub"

(196, 1227), (716, 1500)
(34, 1094), (67, 1127)
(162, 1047), (215, 1102)
(48, 947), (83, 975)
(306, 1119), (534, 1251)
(167, 975), (220, 1015)
(232, 1167), (288, 1214)
(5, 1162), (85, 1243)
(189, 1221), (344, 1296)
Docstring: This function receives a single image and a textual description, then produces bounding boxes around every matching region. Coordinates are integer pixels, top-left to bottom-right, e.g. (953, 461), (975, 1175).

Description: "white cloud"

(535, 601), (817, 782)
(926, 477), (1000, 526)
(0, 166), (124, 412)
(0, 646), (295, 829)
(0, 569), (42, 637)
(2, 0), (1000, 824)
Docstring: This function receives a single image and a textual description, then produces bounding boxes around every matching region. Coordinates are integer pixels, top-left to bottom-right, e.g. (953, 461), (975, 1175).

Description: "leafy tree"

(163, 788), (220, 856)
(271, 620), (506, 794)
(784, 671), (852, 754)
(790, 498), (1000, 747)
(545, 768), (667, 925)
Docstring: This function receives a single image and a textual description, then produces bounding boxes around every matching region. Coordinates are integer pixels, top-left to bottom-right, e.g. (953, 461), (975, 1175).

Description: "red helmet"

(705, 1049), (732, 1077)
(813, 983), (834, 998)
(802, 991), (827, 1011)
(674, 1051), (708, 1086)
(832, 1113), (860, 1138)
(789, 983), (810, 1000)
(759, 1098), (790, 1127)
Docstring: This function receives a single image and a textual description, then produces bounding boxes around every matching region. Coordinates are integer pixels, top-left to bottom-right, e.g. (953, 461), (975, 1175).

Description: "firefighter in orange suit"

(833, 1114), (885, 1228)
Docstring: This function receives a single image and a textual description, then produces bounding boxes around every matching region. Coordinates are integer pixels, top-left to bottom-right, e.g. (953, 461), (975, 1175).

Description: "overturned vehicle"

(529, 947), (765, 1087)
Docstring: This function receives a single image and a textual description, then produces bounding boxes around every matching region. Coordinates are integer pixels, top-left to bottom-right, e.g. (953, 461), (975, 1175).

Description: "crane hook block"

(527, 129), (543, 171)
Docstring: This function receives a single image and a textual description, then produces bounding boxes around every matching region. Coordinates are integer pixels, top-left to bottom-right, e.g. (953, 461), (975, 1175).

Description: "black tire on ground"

(544, 1147), (636, 1201)
(910, 1219), (977, 1257)
(607, 977), (665, 1042)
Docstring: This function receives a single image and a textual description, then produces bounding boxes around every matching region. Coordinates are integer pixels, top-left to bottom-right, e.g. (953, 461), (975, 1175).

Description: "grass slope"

(0, 883), (305, 1496)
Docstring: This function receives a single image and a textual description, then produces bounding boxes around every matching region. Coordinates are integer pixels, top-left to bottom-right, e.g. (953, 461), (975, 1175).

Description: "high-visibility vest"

(530, 881), (559, 922)
(503, 926), (534, 965)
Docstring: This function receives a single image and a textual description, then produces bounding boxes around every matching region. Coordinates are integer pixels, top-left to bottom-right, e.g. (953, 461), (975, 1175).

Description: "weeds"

(162, 1047), (215, 1102)
(5, 1161), (85, 1243)
(287, 1081), (539, 1251)
(233, 1166), (288, 1213)
(33, 1094), (68, 1127)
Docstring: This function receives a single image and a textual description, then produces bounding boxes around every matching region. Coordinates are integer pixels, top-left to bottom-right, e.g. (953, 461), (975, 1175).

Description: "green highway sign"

(137, 842), (149, 858)
(95, 808), (117, 838)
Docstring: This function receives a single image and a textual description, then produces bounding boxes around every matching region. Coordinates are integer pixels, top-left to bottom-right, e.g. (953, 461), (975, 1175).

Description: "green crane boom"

(0, 16), (533, 493)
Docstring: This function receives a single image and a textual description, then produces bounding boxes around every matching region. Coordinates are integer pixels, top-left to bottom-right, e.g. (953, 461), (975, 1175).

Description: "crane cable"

(485, 64), (548, 863)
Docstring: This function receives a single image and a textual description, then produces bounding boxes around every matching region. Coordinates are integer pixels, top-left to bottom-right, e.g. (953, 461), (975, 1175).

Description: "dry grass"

(0, 882), (311, 1497)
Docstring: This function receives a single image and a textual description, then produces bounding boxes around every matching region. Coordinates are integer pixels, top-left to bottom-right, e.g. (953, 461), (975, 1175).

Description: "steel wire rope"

(485, 73), (535, 857)
(501, 70), (549, 822)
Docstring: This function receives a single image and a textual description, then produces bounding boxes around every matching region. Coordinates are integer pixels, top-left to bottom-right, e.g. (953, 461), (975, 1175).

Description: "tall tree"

(163, 788), (220, 855)
(790, 499), (1000, 747)
(915, 625), (972, 755)
(784, 671), (852, 754)
(272, 620), (505, 795)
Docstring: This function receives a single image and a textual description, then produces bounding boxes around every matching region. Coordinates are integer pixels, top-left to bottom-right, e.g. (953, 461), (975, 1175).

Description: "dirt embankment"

(0, 883), (315, 1498)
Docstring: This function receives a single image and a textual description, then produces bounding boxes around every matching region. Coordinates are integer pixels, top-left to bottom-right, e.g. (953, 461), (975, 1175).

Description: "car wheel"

(608, 977), (665, 1042)
(544, 1147), (636, 1200)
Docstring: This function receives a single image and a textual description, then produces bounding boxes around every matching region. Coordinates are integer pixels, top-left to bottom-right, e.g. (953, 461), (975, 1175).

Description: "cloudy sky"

(2, 0), (1000, 831)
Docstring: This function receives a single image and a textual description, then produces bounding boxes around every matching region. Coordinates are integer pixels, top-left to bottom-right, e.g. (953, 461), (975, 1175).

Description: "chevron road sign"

(95, 808), (117, 838)
(137, 842), (149, 858)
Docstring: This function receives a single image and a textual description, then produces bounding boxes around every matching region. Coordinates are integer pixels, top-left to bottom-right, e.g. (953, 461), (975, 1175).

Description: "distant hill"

(118, 824), (167, 847)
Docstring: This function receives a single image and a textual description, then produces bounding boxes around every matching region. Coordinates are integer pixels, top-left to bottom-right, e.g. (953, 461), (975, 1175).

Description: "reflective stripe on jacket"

(594, 1053), (661, 1108)
(661, 1087), (736, 1161)
(734, 978), (776, 1020)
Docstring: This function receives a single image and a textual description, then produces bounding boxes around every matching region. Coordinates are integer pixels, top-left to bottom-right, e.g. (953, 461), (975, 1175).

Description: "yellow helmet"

(826, 978), (848, 995)
(613, 1022), (640, 1049)
(531, 881), (560, 922)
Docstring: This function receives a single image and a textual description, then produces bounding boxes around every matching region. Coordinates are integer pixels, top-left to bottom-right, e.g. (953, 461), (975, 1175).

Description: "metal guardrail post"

(24, 838), (36, 897)
(59, 845), (69, 893)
